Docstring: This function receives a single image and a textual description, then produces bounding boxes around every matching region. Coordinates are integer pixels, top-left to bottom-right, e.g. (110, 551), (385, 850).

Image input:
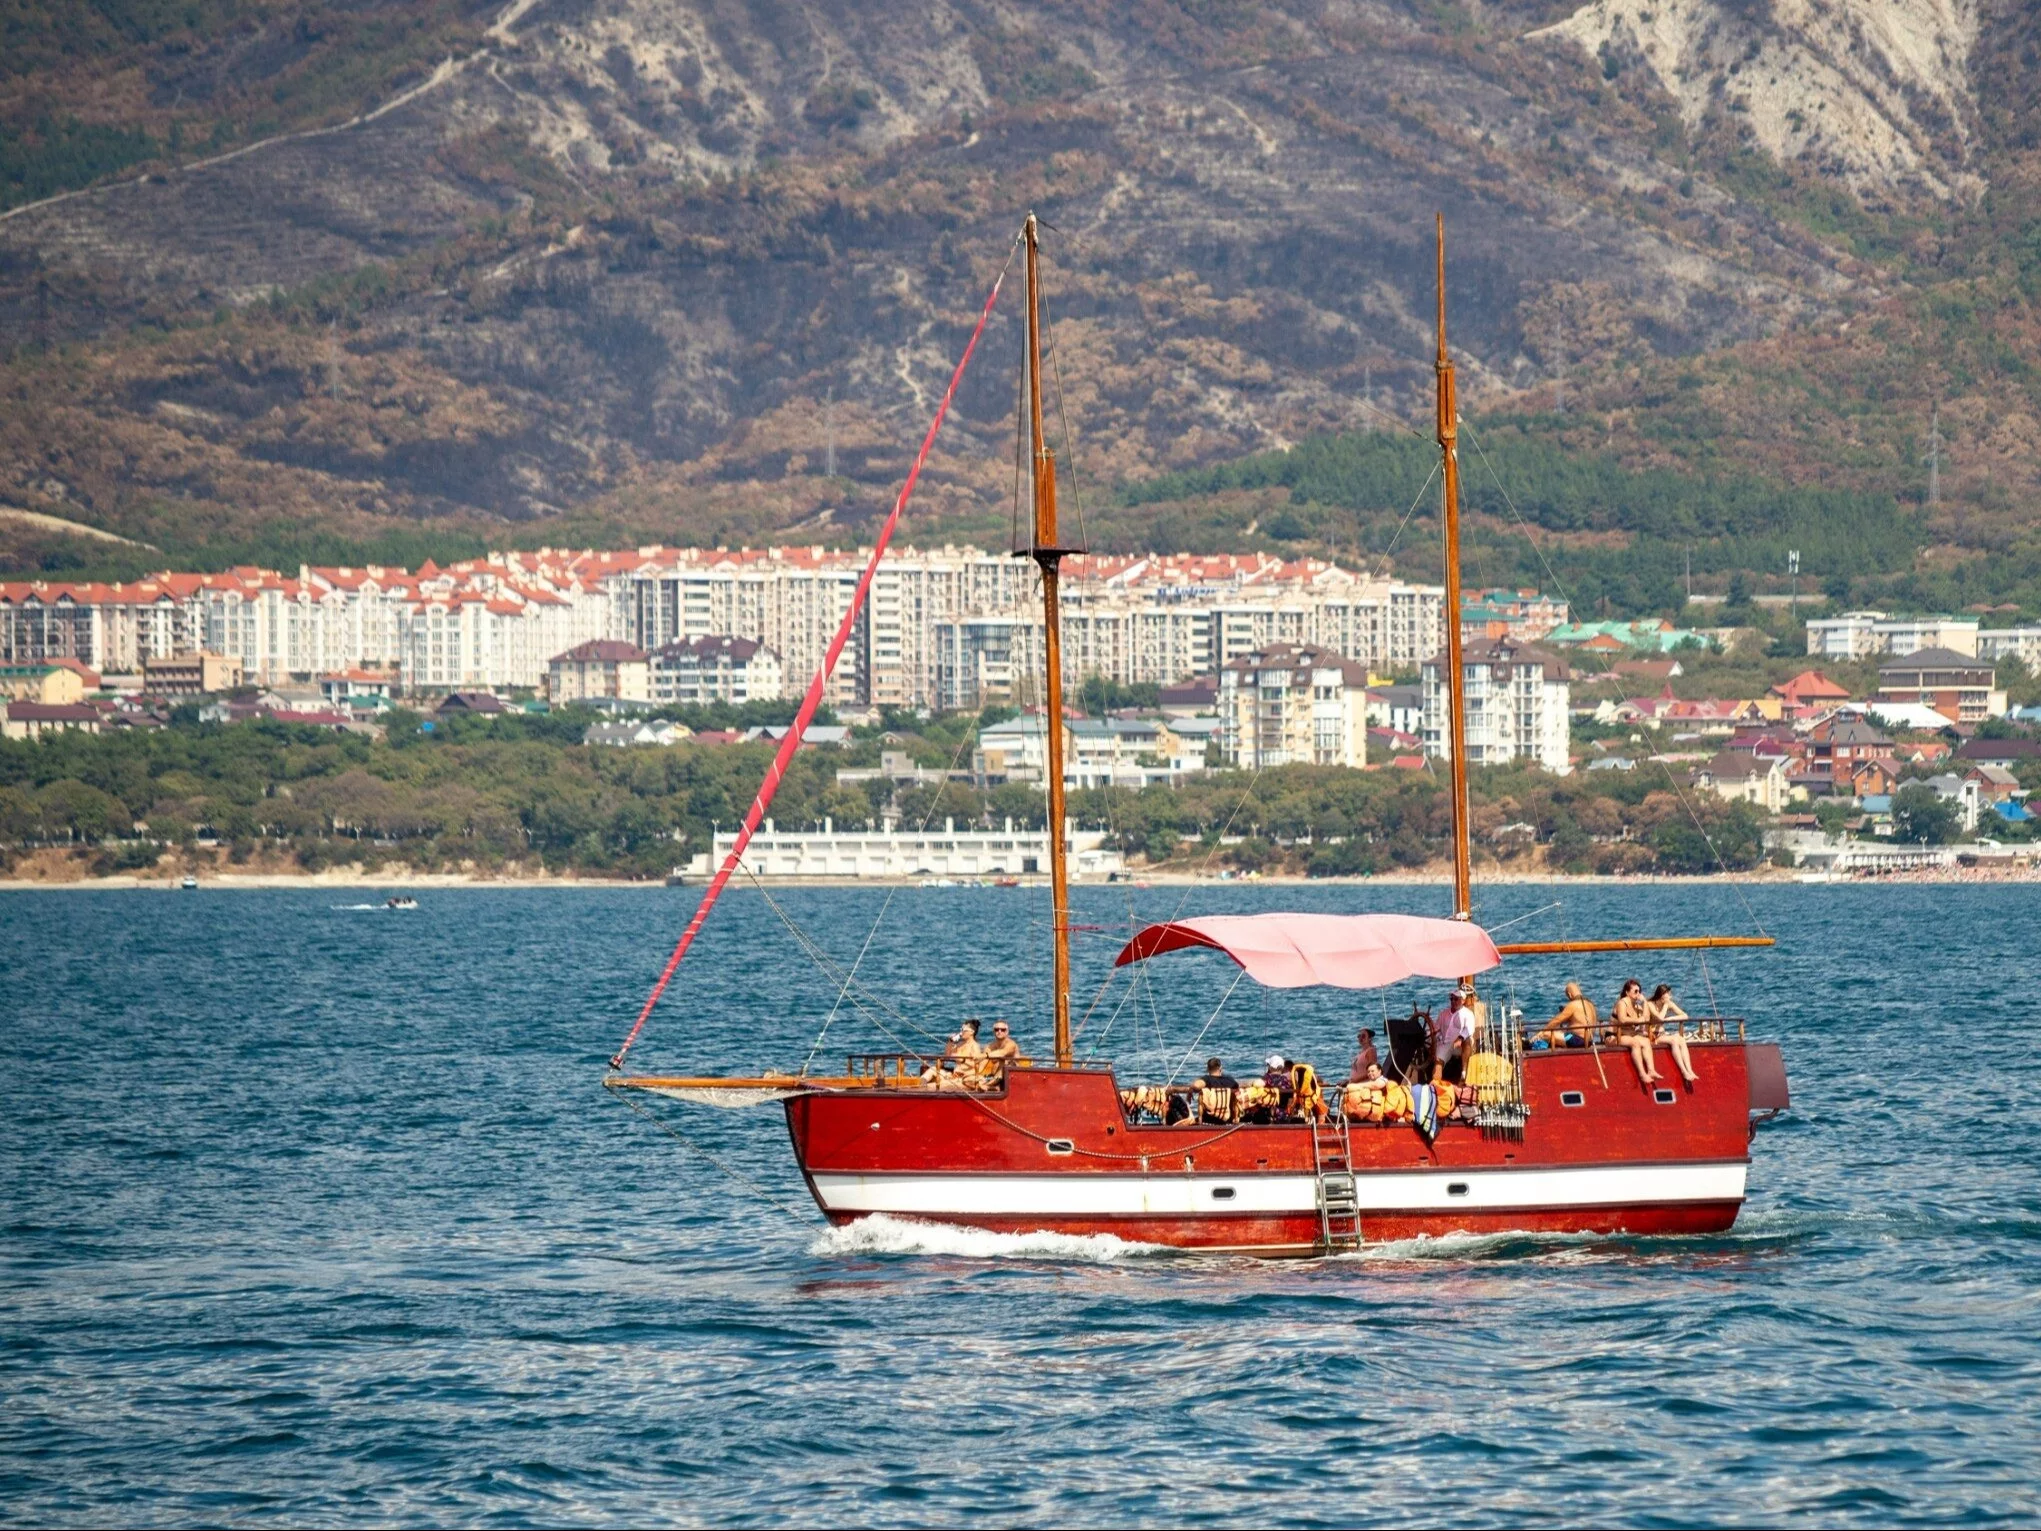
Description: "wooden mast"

(1024, 213), (1075, 1065)
(1435, 214), (1473, 920)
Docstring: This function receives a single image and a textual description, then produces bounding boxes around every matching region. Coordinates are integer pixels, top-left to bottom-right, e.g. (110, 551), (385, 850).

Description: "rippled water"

(4, 881), (2038, 1527)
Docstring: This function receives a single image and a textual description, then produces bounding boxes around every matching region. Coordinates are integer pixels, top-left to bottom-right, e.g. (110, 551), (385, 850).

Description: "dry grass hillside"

(0, 0), (2035, 609)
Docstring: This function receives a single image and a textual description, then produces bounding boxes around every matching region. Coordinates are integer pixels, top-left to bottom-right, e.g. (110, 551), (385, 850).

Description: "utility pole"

(1926, 401), (1941, 507)
(1684, 547), (1691, 603)
(1788, 549), (1800, 616)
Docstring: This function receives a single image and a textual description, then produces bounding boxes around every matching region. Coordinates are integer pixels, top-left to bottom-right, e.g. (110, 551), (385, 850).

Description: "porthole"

(1654, 1088), (1677, 1105)
(1446, 1182), (1469, 1197)
(1046, 1139), (1075, 1156)
(1211, 1186), (1237, 1201)
(1560, 1091), (1586, 1107)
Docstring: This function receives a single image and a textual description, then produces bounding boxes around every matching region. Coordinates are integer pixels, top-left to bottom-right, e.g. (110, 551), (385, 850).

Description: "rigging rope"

(609, 237), (1020, 1073)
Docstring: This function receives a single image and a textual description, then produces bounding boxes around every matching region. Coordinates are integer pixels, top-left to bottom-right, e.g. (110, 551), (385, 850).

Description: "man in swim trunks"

(1534, 982), (1595, 1049)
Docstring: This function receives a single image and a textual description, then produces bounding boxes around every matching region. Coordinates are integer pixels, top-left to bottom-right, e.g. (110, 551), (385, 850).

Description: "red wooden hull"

(785, 1044), (1763, 1255)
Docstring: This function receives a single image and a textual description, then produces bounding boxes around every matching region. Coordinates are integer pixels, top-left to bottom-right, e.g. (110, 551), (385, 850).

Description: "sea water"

(2, 882), (2037, 1527)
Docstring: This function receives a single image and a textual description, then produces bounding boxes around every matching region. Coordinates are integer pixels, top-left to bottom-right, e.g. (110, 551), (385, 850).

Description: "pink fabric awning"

(1114, 913), (1502, 990)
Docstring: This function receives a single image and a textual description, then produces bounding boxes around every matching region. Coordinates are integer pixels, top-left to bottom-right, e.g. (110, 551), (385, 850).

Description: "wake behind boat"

(605, 214), (1790, 1255)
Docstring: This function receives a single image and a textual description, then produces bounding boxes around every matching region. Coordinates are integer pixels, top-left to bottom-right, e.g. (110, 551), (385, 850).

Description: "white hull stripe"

(811, 1162), (1747, 1218)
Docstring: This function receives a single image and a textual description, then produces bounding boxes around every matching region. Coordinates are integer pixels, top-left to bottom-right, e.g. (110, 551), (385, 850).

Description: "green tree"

(1891, 784), (1959, 844)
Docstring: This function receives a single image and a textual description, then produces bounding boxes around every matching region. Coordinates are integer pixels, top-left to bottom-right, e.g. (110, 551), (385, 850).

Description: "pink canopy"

(1114, 912), (1501, 990)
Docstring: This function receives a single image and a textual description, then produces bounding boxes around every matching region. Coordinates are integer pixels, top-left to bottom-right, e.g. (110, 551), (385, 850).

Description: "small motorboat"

(385, 895), (419, 910)
(180, 875), (198, 890)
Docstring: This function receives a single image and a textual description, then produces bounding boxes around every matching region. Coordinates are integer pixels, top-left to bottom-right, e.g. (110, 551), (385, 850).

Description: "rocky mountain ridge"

(0, 0), (2035, 587)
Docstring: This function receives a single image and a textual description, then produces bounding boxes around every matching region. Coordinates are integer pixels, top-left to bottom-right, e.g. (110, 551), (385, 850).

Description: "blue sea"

(3, 880), (2038, 1527)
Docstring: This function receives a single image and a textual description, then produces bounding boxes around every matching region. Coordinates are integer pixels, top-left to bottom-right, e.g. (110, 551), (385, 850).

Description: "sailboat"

(606, 214), (1790, 1255)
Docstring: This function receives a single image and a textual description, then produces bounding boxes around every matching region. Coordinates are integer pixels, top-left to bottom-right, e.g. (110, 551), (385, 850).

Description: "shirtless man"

(1534, 982), (1596, 1049)
(981, 1020), (1021, 1085)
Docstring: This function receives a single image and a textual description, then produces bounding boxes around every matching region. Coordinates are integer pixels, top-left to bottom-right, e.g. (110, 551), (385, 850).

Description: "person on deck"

(981, 1020), (1021, 1085)
(1348, 1029), (1380, 1083)
(1199, 1058), (1240, 1123)
(1534, 983), (1596, 1049)
(931, 1019), (984, 1089)
(1431, 989), (1478, 1085)
(1611, 979), (1663, 1085)
(1647, 985), (1699, 1085)
(1259, 1054), (1293, 1120)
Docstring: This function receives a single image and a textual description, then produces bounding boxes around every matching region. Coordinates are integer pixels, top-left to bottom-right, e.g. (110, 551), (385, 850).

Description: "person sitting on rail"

(1164, 1086), (1195, 1125)
(978, 1019), (1021, 1086)
(1198, 1057), (1239, 1123)
(1611, 979), (1663, 1085)
(1262, 1054), (1295, 1119)
(1347, 1028), (1380, 1083)
(1647, 985), (1699, 1086)
(1288, 1060), (1329, 1123)
(1431, 988), (1478, 1086)
(1533, 983), (1596, 1049)
(926, 1019), (984, 1089)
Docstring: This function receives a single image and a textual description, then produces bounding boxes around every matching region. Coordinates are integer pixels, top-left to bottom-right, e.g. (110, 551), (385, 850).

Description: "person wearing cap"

(1261, 1053), (1294, 1120)
(1431, 988), (1478, 1086)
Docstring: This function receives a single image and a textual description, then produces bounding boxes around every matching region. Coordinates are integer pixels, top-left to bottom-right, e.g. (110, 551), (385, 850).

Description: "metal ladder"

(1311, 1112), (1361, 1253)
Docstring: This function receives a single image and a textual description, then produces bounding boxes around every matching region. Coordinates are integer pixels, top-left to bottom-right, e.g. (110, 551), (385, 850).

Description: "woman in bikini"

(1647, 984), (1699, 1085)
(1610, 979), (1662, 1085)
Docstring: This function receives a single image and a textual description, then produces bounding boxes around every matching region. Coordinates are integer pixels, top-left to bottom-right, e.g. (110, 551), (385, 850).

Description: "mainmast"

(1435, 214), (1473, 920)
(1023, 213), (1076, 1065)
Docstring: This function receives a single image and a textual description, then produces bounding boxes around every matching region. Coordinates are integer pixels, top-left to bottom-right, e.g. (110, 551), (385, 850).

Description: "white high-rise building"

(1422, 638), (1571, 776)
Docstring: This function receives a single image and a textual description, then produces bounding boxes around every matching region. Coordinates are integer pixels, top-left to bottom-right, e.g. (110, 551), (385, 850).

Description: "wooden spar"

(1024, 213), (1075, 1067)
(1495, 937), (1776, 955)
(1435, 214), (1473, 920)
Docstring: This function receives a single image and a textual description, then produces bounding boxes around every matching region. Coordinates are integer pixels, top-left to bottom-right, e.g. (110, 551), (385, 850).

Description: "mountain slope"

(0, 0), (2034, 596)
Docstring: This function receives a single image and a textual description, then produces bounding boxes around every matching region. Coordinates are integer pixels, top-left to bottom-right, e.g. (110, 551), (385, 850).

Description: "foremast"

(1434, 214), (1474, 921)
(1023, 213), (1078, 1065)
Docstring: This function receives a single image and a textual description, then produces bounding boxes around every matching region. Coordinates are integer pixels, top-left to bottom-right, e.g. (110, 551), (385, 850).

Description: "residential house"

(1920, 772), (1983, 832)
(1876, 647), (2005, 724)
(143, 651), (242, 697)
(650, 636), (784, 706)
(1848, 756), (1905, 801)
(1460, 588), (1569, 643)
(1157, 677), (1218, 716)
(1544, 619), (1707, 655)
(1364, 683), (1424, 738)
(317, 670), (396, 708)
(1421, 637), (1571, 775)
(1955, 736), (2040, 762)
(1977, 626), (2041, 667)
(1694, 751), (1790, 813)
(1221, 643), (1370, 769)
(1769, 670), (1851, 718)
(3, 702), (103, 739)
(585, 719), (692, 748)
(437, 691), (507, 716)
(1803, 716), (1894, 792)
(0, 663), (85, 706)
(1965, 762), (2022, 805)
(547, 640), (651, 704)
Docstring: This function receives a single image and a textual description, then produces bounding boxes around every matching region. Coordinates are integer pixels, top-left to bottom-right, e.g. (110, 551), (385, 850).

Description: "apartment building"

(1806, 611), (1981, 660)
(1876, 647), (2005, 723)
(651, 636), (784, 705)
(547, 640), (651, 704)
(1421, 638), (1572, 775)
(1218, 644), (1370, 769)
